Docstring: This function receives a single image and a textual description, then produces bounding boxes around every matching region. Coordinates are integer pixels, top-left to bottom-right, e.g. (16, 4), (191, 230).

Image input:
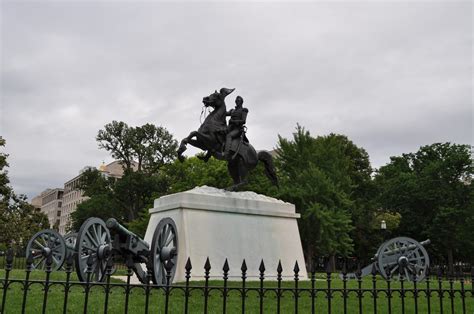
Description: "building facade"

(35, 188), (64, 229)
(32, 161), (131, 235)
(57, 161), (131, 235)
(58, 170), (90, 235)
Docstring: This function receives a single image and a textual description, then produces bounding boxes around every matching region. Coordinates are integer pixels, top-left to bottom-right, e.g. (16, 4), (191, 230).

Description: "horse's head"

(202, 88), (235, 108)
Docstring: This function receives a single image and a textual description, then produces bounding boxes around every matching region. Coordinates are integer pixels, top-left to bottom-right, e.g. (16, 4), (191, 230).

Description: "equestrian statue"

(177, 88), (278, 190)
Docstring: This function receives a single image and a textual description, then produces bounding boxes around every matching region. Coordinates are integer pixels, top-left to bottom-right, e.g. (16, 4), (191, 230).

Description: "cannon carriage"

(344, 236), (431, 281)
(26, 217), (178, 284)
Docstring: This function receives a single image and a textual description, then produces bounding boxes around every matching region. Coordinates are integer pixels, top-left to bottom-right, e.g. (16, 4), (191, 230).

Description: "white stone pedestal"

(144, 186), (307, 282)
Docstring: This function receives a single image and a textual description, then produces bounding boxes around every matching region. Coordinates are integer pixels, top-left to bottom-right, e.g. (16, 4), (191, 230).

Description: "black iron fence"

(1, 249), (473, 314)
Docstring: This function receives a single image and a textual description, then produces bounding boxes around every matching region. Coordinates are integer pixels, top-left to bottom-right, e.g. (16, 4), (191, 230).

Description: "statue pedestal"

(144, 186), (307, 282)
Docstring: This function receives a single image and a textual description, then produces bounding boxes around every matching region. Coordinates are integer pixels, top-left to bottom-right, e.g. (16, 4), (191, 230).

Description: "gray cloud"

(1, 1), (472, 198)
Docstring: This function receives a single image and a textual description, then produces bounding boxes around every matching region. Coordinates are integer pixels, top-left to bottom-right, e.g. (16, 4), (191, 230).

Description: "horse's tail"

(257, 150), (279, 188)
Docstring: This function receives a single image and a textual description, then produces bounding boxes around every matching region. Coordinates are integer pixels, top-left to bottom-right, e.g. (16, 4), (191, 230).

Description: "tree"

(96, 121), (178, 174)
(71, 122), (178, 237)
(275, 125), (376, 269)
(0, 137), (48, 249)
(375, 143), (473, 270)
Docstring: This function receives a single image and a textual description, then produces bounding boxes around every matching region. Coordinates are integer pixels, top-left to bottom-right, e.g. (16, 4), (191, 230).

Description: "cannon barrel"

(106, 218), (134, 236)
(106, 218), (149, 249)
(374, 239), (430, 259)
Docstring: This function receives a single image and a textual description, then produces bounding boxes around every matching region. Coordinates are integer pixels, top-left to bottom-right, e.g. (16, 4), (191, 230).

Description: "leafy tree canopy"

(0, 137), (48, 249)
(71, 122), (178, 236)
(375, 142), (473, 267)
(96, 121), (178, 174)
(275, 125), (376, 266)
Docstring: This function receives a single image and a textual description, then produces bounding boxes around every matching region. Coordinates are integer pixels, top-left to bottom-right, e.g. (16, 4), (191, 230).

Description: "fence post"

(241, 259), (247, 314)
(124, 256), (134, 314)
(222, 259), (229, 314)
(458, 266), (466, 314)
(371, 263), (377, 314)
(425, 267), (431, 314)
(165, 260), (174, 314)
(356, 264), (363, 314)
(41, 254), (53, 314)
(82, 253), (94, 314)
(184, 258), (192, 314)
(203, 257), (211, 314)
(471, 267), (474, 295)
(62, 253), (74, 314)
(276, 260), (282, 314)
(413, 271), (419, 313)
(259, 259), (265, 314)
(294, 261), (300, 314)
(144, 259), (152, 314)
(21, 253), (33, 314)
(400, 270), (406, 314)
(437, 267), (444, 314)
(385, 270), (392, 314)
(342, 261), (348, 314)
(325, 261), (331, 314)
(310, 262), (316, 314)
(448, 268), (455, 314)
(1, 248), (13, 314)
(103, 256), (114, 314)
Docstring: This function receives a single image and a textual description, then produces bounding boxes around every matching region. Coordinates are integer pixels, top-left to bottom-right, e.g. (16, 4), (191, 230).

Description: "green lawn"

(1, 270), (472, 313)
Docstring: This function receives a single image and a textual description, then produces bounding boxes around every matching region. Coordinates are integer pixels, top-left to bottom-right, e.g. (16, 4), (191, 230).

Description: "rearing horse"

(177, 88), (278, 190)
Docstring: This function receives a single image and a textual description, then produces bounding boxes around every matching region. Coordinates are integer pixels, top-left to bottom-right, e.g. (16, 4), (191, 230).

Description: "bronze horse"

(177, 88), (278, 190)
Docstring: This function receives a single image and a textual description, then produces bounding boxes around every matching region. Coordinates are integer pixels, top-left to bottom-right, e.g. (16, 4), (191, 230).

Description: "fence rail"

(1, 248), (473, 314)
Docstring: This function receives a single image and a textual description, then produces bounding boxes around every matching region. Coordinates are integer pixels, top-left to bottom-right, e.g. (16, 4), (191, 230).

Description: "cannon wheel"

(64, 232), (77, 252)
(75, 218), (111, 282)
(377, 237), (429, 281)
(26, 229), (66, 271)
(150, 218), (178, 284)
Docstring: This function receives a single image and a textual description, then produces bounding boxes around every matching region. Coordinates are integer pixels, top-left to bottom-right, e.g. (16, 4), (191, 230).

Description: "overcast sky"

(1, 1), (472, 199)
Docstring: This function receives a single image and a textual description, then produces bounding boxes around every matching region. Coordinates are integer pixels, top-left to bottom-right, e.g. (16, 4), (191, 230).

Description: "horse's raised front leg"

(177, 131), (199, 162)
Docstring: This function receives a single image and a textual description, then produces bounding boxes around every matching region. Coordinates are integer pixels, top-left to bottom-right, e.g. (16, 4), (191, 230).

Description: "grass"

(1, 270), (472, 313)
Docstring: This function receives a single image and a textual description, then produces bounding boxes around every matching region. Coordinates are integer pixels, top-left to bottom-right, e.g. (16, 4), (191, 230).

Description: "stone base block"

(144, 186), (307, 282)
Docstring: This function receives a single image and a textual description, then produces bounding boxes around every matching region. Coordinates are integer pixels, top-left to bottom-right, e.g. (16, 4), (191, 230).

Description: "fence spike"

(165, 259), (175, 272)
(294, 260), (300, 274)
(259, 259), (265, 273)
(223, 258), (229, 273)
(355, 262), (362, 279)
(277, 260), (283, 274)
(371, 262), (377, 276)
(204, 257), (211, 272)
(185, 257), (192, 271)
(106, 255), (114, 269)
(241, 259), (247, 273)
(66, 252), (74, 268)
(86, 251), (94, 269)
(45, 253), (53, 270)
(26, 252), (34, 269)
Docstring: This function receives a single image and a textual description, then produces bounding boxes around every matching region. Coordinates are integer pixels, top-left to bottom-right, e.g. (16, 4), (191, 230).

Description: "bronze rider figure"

(224, 96), (248, 159)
